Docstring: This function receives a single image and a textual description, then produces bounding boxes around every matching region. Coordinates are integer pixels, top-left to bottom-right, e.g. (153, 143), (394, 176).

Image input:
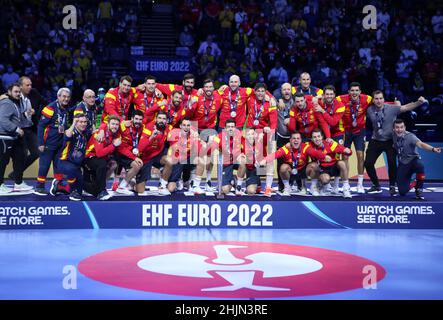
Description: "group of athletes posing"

(27, 72), (440, 200)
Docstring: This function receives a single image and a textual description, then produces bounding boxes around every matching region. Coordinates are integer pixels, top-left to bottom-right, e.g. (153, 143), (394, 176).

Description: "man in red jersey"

(83, 115), (121, 200)
(287, 93), (330, 139)
(336, 82), (372, 193)
(260, 131), (331, 195)
(102, 75), (138, 123)
(133, 75), (166, 125)
(309, 128), (353, 198)
(136, 111), (172, 195)
(156, 73), (199, 118)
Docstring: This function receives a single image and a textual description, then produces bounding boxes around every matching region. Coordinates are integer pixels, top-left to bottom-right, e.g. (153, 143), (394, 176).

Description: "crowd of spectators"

(0, 0), (140, 102)
(175, 0), (442, 108)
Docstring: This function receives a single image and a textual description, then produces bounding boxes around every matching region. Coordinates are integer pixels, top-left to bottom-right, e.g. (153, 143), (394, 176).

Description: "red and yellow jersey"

(116, 122), (144, 160)
(311, 140), (352, 167)
(265, 142), (325, 170)
(85, 124), (120, 159)
(317, 98), (345, 138)
(156, 83), (199, 112)
(191, 92), (223, 129)
(241, 137), (266, 171)
(102, 87), (138, 123)
(133, 89), (166, 124)
(245, 96), (277, 130)
(208, 130), (243, 165)
(138, 122), (172, 163)
(336, 94), (372, 134)
(168, 130), (203, 162)
(218, 87), (254, 128)
(288, 96), (331, 138)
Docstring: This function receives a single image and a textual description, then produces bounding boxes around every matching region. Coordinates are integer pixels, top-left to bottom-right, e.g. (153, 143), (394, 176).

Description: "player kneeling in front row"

(393, 119), (441, 200)
(260, 131), (331, 195)
(309, 129), (353, 198)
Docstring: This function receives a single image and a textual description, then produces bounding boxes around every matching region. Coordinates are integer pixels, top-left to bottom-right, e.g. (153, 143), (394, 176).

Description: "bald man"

(293, 72), (323, 97)
(73, 89), (97, 138)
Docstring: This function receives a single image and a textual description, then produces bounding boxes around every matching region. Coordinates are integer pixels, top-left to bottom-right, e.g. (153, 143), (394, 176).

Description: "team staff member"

(310, 129), (353, 198)
(365, 91), (428, 195)
(287, 93), (331, 139)
(337, 82), (372, 194)
(51, 113), (88, 201)
(0, 83), (29, 193)
(35, 87), (71, 196)
(102, 75), (138, 123)
(260, 131), (330, 195)
(137, 111), (172, 195)
(292, 72), (323, 96)
(73, 89), (98, 138)
(83, 115), (122, 200)
(393, 119), (441, 200)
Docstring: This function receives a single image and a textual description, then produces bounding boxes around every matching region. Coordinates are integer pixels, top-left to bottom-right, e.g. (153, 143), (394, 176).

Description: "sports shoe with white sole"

(158, 187), (171, 196)
(13, 182), (33, 191)
(115, 186), (134, 195)
(0, 183), (12, 194)
(282, 187), (292, 196)
(190, 186), (205, 195)
(343, 187), (352, 198)
(310, 185), (320, 196)
(357, 184), (365, 194)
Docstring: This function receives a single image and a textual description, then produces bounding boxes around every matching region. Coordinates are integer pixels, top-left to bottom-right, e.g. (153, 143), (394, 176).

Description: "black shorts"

(222, 164), (239, 186)
(115, 154), (135, 170)
(246, 168), (260, 186)
(136, 153), (164, 183)
(344, 130), (366, 152)
(319, 163), (340, 177)
(169, 163), (196, 182)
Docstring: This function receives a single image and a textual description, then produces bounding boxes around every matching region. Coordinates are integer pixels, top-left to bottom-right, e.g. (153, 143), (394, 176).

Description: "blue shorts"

(222, 164), (239, 186)
(344, 130), (366, 152)
(169, 163), (196, 182)
(246, 168), (260, 187)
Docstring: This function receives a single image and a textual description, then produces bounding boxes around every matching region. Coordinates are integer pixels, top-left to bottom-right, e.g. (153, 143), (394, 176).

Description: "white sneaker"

(282, 187), (292, 196)
(357, 184), (365, 194)
(13, 182), (33, 191)
(115, 186), (134, 195)
(310, 185), (320, 196)
(205, 181), (216, 192)
(177, 179), (184, 191)
(158, 187), (171, 196)
(190, 186), (205, 195)
(299, 187), (308, 195)
(331, 186), (341, 195)
(343, 186), (352, 198)
(291, 185), (299, 193)
(324, 182), (333, 193)
(320, 187), (331, 196)
(0, 183), (12, 193)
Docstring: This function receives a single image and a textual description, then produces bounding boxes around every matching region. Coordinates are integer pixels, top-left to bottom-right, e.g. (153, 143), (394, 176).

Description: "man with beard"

(51, 113), (89, 201)
(205, 119), (244, 195)
(133, 75), (166, 124)
(73, 89), (98, 139)
(83, 115), (122, 200)
(287, 93), (330, 140)
(364, 91), (427, 195)
(260, 131), (331, 195)
(191, 79), (222, 191)
(393, 119), (441, 200)
(292, 72), (323, 96)
(165, 118), (204, 193)
(137, 111), (172, 195)
(336, 82), (372, 194)
(309, 129), (353, 198)
(35, 87), (71, 195)
(146, 90), (186, 128)
(102, 75), (138, 123)
(217, 74), (271, 130)
(0, 83), (30, 193)
(114, 110), (145, 195)
(156, 73), (199, 118)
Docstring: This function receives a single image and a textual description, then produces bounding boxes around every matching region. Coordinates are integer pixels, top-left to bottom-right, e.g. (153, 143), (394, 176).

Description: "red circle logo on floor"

(78, 241), (386, 298)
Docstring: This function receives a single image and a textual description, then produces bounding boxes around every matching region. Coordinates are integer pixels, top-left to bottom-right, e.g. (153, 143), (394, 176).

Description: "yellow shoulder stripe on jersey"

(214, 136), (221, 144)
(41, 106), (54, 117)
(131, 87), (136, 94)
(291, 87), (296, 94)
(289, 110), (295, 117)
(336, 96), (342, 102)
(316, 88), (324, 96)
(246, 87), (252, 95)
(105, 93), (116, 100)
(282, 146), (289, 154)
(143, 128), (152, 135)
(169, 84), (176, 92)
(120, 122), (127, 131)
(367, 96), (373, 104)
(269, 106), (277, 111)
(302, 144), (309, 153)
(331, 141), (338, 151)
(336, 106), (345, 113)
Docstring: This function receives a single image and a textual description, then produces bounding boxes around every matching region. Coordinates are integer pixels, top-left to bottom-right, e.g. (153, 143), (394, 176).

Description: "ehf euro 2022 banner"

(0, 201), (442, 230)
(129, 56), (191, 81)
